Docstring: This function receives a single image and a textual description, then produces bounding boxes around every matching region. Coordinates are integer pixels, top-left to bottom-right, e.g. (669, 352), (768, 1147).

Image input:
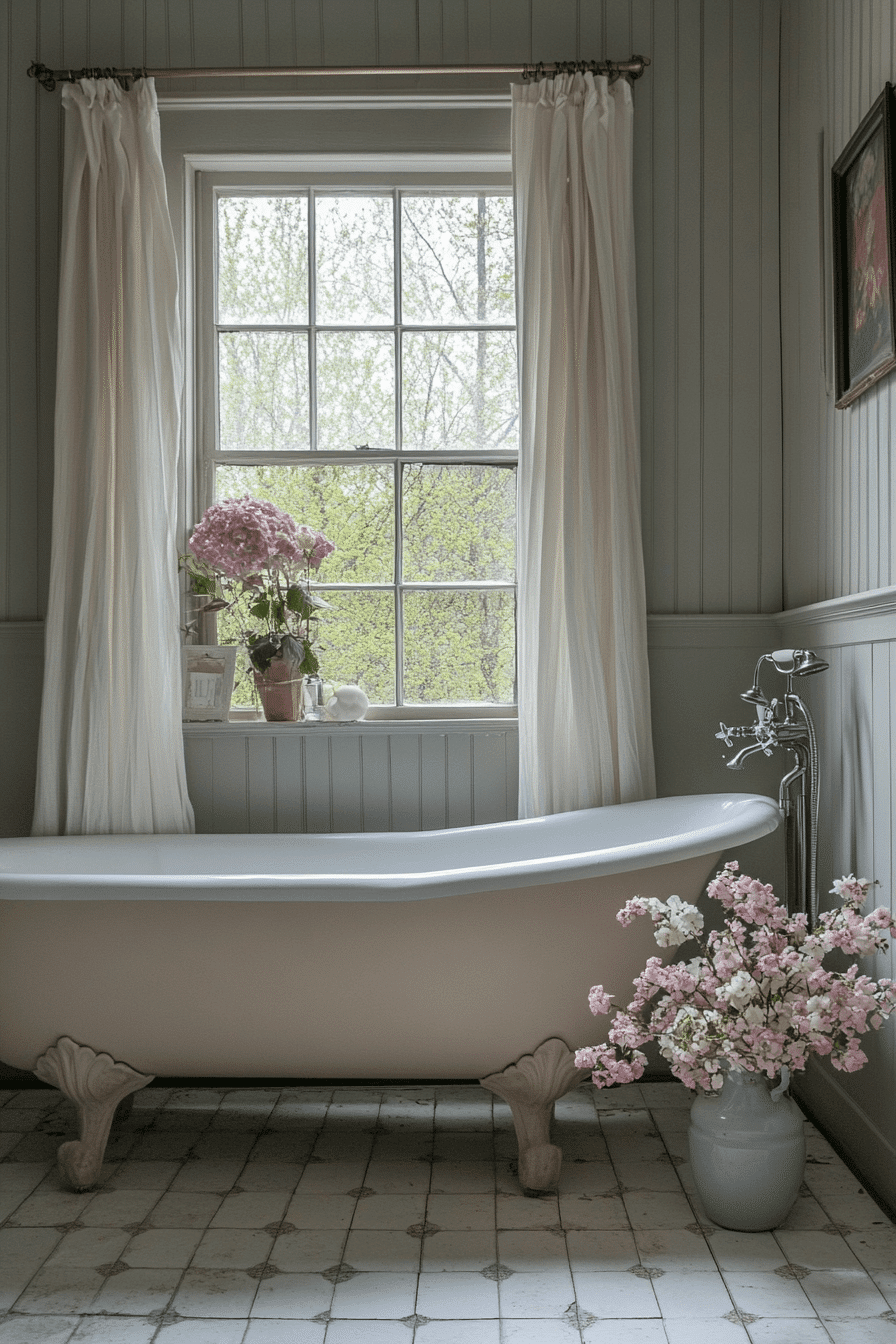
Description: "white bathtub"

(0, 792), (779, 1191)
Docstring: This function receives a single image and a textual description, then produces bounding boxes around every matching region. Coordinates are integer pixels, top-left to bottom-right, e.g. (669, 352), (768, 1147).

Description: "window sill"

(183, 715), (518, 734)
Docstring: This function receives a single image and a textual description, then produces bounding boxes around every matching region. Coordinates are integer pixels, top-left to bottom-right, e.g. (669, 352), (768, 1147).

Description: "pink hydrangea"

(189, 497), (306, 579)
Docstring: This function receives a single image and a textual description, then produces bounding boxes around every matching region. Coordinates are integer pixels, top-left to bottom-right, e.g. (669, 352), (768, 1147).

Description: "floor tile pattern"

(0, 1079), (892, 1342)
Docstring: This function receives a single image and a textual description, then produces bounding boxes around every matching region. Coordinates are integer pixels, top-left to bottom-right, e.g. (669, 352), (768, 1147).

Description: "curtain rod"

(28, 56), (650, 93)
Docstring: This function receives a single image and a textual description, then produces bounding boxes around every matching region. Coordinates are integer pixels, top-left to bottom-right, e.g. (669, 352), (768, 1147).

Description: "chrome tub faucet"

(716, 649), (828, 923)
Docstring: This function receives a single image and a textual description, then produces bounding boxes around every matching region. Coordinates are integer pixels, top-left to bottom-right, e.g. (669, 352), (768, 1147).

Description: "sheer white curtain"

(32, 78), (194, 835)
(513, 73), (656, 818)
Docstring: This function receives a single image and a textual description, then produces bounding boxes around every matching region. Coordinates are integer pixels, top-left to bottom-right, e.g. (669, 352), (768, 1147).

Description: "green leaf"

(249, 598), (270, 618)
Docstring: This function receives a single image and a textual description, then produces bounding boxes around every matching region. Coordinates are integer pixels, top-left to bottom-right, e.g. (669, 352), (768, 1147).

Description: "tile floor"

(0, 1078), (893, 1343)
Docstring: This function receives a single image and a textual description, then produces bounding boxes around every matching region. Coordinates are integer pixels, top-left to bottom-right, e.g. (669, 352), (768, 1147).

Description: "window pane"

(402, 330), (518, 452)
(402, 194), (515, 325)
(317, 590), (395, 705)
(217, 195), (308, 325)
(218, 332), (309, 451)
(402, 464), (515, 582)
(317, 331), (395, 451)
(403, 590), (516, 704)
(215, 463), (394, 584)
(316, 195), (394, 325)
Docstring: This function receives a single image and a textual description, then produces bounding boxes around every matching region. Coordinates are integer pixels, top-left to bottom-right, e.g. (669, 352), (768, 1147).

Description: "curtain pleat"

(513, 73), (656, 817)
(32, 78), (194, 835)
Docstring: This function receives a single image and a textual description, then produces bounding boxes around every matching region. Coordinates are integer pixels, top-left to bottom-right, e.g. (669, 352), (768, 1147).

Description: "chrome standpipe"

(716, 649), (827, 924)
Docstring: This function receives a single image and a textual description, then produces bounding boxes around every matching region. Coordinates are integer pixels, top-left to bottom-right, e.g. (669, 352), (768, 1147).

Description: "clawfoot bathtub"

(0, 792), (780, 1192)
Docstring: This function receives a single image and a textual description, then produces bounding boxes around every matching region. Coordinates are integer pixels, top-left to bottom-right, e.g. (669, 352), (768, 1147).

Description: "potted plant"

(576, 862), (896, 1230)
(180, 496), (335, 721)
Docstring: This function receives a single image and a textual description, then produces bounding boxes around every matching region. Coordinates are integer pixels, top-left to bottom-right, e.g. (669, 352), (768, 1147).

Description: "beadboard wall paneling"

(779, 596), (896, 1212)
(2, 0), (782, 623)
(182, 721), (519, 834)
(780, 0), (896, 607)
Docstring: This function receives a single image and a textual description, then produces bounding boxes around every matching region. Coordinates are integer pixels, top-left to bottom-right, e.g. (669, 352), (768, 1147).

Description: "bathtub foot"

(33, 1037), (154, 1191)
(480, 1037), (583, 1195)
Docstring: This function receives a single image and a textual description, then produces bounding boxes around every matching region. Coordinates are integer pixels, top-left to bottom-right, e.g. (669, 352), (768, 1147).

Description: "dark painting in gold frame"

(832, 82), (896, 408)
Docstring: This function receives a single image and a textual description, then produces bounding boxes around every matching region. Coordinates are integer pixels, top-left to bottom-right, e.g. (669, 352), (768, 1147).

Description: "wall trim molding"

(781, 585), (896, 626)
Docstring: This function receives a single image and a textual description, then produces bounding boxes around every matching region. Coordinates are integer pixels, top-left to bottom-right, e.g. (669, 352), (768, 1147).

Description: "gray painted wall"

(779, 0), (896, 1212)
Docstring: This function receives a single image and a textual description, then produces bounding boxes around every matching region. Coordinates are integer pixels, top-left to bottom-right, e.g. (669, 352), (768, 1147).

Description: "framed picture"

(832, 82), (896, 408)
(181, 645), (237, 721)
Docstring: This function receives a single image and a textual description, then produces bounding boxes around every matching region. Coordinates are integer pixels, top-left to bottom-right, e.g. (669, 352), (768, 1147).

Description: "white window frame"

(190, 153), (517, 720)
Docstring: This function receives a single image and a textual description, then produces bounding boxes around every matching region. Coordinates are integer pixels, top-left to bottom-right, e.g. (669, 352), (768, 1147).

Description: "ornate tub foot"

(480, 1037), (583, 1195)
(34, 1037), (154, 1191)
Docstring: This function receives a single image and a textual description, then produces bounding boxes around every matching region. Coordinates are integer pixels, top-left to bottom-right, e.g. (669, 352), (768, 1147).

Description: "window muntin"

(205, 183), (517, 710)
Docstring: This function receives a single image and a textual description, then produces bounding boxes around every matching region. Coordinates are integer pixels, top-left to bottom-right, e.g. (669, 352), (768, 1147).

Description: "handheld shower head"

(770, 649), (829, 677)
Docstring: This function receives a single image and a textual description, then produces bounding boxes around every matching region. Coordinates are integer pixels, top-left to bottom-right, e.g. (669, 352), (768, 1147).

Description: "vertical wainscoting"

(182, 721), (519, 834)
(780, 592), (896, 1212)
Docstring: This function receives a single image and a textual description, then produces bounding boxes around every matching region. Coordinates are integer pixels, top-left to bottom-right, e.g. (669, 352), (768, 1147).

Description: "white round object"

(324, 685), (369, 721)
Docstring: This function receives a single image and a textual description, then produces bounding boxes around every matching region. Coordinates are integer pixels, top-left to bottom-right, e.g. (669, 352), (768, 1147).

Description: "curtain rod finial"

(28, 61), (57, 91)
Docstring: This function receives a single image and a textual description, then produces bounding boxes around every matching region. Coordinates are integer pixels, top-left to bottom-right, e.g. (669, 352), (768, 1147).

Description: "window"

(197, 172), (518, 713)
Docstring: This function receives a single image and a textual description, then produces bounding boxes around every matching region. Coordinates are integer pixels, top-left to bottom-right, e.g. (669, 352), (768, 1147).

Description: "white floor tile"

(745, 1320), (832, 1343)
(343, 1228), (422, 1272)
(504, 1320), (584, 1343)
(720, 1269), (812, 1317)
(267, 1227), (347, 1272)
(415, 1321), (500, 1344)
(869, 1269), (896, 1307)
(496, 1195), (562, 1230)
(90, 1266), (182, 1315)
(559, 1193), (630, 1231)
(12, 1265), (102, 1315)
(191, 1226), (274, 1269)
(426, 1194), (496, 1230)
(79, 1189), (160, 1226)
(650, 1268), (734, 1318)
(68, 1318), (158, 1342)
(497, 1229), (571, 1271)
(573, 1269), (661, 1318)
(349, 1194), (428, 1230)
(249, 1270), (333, 1319)
(824, 1322), (896, 1344)
(171, 1266), (259, 1318)
(415, 1269), (500, 1317)
(622, 1191), (694, 1230)
(284, 1193), (357, 1229)
(169, 1160), (247, 1193)
(45, 1226), (130, 1267)
(773, 1228), (866, 1270)
(422, 1228), (496, 1271)
(556, 1162), (619, 1196)
(137, 1320), (246, 1343)
(566, 1228), (639, 1271)
(123, 1227), (204, 1267)
(328, 1270), (418, 1318)
(581, 1322), (668, 1344)
(325, 1323), (418, 1344)
(429, 1161), (496, 1194)
(798, 1267), (891, 1318)
(662, 1321), (751, 1343)
(364, 1161), (432, 1194)
(844, 1226), (896, 1270)
(0, 1317), (81, 1343)
(498, 1268), (577, 1317)
(150, 1192), (225, 1228)
(209, 1192), (290, 1228)
(294, 1161), (368, 1194)
(708, 1230), (783, 1271)
(243, 1322), (326, 1344)
(633, 1228), (716, 1271)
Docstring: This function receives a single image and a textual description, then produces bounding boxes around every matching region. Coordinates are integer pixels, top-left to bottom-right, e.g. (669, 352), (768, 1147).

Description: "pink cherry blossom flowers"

(180, 497), (335, 676)
(575, 861), (896, 1094)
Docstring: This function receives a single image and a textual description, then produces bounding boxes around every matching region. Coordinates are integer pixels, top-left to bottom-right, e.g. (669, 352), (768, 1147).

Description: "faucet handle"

(716, 723), (734, 747)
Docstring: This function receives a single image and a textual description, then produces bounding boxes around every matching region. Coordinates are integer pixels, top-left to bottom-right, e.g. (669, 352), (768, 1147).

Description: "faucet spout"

(726, 740), (771, 770)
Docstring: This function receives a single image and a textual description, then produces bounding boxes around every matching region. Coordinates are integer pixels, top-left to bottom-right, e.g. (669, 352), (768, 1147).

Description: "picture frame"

(181, 645), (237, 721)
(832, 82), (896, 408)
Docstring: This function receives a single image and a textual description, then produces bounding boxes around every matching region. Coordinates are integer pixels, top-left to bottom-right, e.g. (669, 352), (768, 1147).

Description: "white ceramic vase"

(688, 1066), (806, 1231)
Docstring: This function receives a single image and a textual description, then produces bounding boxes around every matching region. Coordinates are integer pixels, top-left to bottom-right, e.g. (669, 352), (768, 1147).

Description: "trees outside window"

(203, 185), (518, 708)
